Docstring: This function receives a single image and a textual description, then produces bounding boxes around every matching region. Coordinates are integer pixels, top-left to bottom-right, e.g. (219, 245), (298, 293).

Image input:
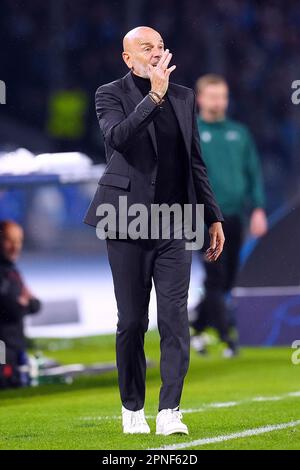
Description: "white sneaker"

(121, 405), (150, 434)
(190, 334), (208, 354)
(156, 407), (189, 435)
(222, 346), (239, 359)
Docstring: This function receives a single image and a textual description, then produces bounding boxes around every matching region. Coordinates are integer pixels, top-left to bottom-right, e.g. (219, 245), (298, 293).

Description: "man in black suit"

(84, 26), (225, 435)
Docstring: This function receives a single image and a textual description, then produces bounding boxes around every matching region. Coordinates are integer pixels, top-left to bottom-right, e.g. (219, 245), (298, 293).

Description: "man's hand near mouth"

(147, 49), (176, 100)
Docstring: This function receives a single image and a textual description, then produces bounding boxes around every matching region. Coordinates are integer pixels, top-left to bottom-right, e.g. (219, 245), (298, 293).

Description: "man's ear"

(122, 52), (132, 69)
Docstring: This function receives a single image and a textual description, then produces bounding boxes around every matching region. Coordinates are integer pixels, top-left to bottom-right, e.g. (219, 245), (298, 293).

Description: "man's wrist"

(150, 90), (162, 100)
(148, 90), (164, 105)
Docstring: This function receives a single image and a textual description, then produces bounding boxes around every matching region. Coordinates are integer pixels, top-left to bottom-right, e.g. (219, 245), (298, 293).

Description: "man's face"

(197, 83), (229, 120)
(0, 225), (24, 263)
(123, 30), (165, 78)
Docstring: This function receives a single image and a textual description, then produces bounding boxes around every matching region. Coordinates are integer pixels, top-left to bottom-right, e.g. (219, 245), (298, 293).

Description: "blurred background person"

(0, 221), (41, 389)
(189, 74), (268, 358)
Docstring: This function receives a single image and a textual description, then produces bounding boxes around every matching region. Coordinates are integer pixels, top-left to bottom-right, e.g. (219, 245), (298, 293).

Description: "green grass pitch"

(0, 330), (299, 450)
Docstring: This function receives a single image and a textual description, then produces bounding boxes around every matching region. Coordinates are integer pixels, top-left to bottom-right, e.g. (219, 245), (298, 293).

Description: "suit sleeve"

(95, 85), (160, 154)
(190, 90), (225, 227)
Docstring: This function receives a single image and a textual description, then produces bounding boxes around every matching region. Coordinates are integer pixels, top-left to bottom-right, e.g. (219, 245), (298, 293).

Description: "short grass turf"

(0, 330), (299, 450)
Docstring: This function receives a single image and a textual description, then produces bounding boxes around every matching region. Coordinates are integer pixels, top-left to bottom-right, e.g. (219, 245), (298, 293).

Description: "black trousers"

(193, 215), (244, 346)
(105, 216), (192, 411)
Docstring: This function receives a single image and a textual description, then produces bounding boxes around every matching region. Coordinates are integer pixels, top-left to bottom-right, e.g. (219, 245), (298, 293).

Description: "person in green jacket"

(190, 74), (268, 357)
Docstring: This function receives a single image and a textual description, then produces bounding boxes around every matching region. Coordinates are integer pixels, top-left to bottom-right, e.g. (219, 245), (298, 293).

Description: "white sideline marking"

(252, 396), (282, 402)
(79, 391), (300, 421)
(149, 420), (300, 450)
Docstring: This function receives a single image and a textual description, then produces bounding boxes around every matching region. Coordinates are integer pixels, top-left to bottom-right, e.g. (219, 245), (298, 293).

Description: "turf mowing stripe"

(149, 420), (300, 450)
(78, 391), (300, 421)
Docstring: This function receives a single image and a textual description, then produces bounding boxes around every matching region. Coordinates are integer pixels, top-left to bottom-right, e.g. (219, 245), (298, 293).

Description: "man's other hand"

(205, 221), (225, 262)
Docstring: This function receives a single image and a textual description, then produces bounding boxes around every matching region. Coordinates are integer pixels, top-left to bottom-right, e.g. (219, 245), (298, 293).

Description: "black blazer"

(83, 70), (224, 232)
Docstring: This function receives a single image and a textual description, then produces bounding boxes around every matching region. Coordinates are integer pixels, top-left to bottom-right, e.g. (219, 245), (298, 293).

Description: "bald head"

(122, 26), (164, 78)
(123, 26), (162, 52)
(0, 220), (24, 263)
